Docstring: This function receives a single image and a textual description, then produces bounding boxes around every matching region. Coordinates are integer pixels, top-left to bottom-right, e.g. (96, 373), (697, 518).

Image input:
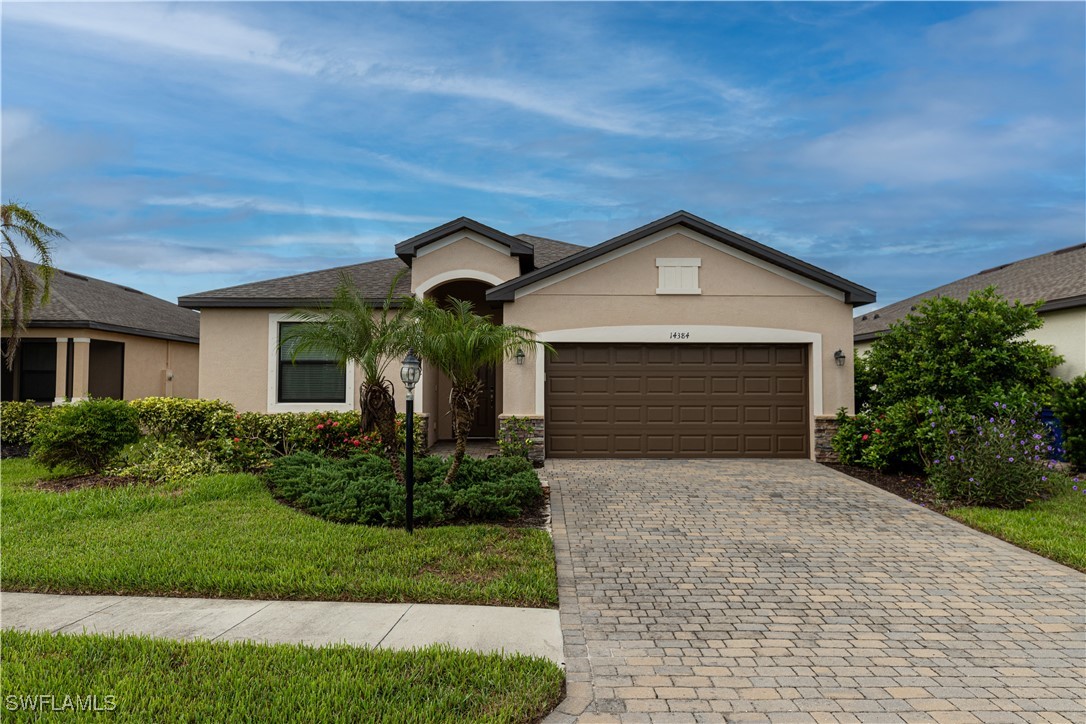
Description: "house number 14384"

(669, 332), (690, 339)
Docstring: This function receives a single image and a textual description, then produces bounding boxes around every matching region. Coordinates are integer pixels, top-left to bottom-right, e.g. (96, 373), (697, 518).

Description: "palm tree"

(285, 272), (412, 482)
(2, 202), (66, 370)
(411, 297), (551, 486)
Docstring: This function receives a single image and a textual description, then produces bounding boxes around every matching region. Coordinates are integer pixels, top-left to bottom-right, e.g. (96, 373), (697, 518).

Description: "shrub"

(109, 437), (224, 484)
(0, 401), (57, 446)
(927, 401), (1059, 508)
(497, 416), (537, 459)
(32, 398), (141, 473)
(130, 397), (238, 443)
(1053, 375), (1086, 471)
(832, 397), (941, 471)
(265, 452), (541, 527)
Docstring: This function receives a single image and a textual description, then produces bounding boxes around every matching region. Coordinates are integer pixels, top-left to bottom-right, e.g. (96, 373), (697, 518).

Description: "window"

(656, 258), (701, 294)
(277, 323), (346, 403)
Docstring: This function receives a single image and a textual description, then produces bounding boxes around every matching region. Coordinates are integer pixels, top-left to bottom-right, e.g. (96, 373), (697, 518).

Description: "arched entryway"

(422, 278), (503, 441)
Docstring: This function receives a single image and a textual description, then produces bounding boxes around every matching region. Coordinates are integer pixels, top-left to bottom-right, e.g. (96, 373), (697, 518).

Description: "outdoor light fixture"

(515, 348), (526, 365)
(400, 350), (422, 534)
(834, 349), (846, 367)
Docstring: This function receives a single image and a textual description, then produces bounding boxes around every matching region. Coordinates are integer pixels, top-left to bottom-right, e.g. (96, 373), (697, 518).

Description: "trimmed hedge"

(265, 453), (541, 527)
(31, 398), (141, 473)
(0, 401), (57, 446)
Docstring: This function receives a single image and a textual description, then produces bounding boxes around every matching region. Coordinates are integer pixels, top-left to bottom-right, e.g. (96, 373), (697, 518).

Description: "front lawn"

(948, 480), (1086, 572)
(0, 459), (557, 607)
(1, 630), (564, 723)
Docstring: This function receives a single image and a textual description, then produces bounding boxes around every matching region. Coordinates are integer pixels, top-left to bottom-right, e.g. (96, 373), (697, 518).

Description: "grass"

(947, 476), (1086, 572)
(0, 458), (557, 607)
(1, 630), (565, 723)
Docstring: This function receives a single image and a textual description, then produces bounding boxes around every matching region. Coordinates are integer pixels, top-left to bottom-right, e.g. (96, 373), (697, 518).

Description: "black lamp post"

(400, 349), (422, 534)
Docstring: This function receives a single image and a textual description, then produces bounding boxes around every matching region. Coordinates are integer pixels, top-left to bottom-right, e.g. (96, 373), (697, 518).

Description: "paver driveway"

(543, 459), (1085, 723)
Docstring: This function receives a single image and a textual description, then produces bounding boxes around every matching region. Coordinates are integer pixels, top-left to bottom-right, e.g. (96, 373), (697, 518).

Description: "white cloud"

(3, 3), (316, 74)
(144, 195), (437, 224)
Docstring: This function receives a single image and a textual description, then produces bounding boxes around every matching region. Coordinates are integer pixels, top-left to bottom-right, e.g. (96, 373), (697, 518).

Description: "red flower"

(352, 439), (360, 446)
(232, 437), (240, 443)
(862, 434), (869, 441)
(316, 424), (324, 430)
(874, 428), (881, 434)
(332, 421), (340, 427)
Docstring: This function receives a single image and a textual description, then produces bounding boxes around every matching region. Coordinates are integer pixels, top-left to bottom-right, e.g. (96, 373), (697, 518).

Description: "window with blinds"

(277, 323), (346, 403)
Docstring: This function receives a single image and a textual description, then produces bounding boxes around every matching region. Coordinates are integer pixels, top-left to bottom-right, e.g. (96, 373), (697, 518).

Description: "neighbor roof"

(2, 258), (200, 343)
(178, 236), (586, 309)
(486, 210), (877, 304)
(854, 242), (1086, 342)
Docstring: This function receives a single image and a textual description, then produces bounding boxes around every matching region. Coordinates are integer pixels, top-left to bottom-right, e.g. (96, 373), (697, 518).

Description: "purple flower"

(1042, 476), (1047, 482)
(999, 433), (1004, 438)
(949, 455), (956, 461)
(1008, 457), (1014, 463)
(934, 459), (940, 464)
(1071, 484), (1075, 490)
(1010, 419), (1016, 425)
(968, 477), (974, 482)
(989, 417), (995, 423)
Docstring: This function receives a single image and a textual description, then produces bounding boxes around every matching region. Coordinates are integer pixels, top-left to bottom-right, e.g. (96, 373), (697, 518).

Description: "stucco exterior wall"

(501, 230), (857, 427)
(410, 234), (521, 294)
(855, 306), (1086, 382)
(6, 326), (199, 400)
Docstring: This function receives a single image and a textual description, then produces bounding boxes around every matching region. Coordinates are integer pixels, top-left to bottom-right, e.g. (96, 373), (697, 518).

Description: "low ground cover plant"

(1, 630), (565, 724)
(266, 453), (542, 526)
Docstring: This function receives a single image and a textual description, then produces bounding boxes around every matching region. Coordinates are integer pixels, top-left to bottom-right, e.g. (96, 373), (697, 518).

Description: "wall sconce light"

(515, 348), (525, 365)
(834, 349), (846, 367)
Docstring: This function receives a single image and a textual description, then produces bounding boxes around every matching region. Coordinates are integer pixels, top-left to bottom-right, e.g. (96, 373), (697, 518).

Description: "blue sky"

(2, 2), (1083, 311)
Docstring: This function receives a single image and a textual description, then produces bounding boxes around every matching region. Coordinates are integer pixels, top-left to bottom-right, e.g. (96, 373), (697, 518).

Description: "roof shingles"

(854, 243), (1086, 341)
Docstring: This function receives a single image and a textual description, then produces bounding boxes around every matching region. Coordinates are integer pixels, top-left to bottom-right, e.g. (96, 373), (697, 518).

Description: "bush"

(109, 437), (224, 484)
(1053, 375), (1086, 471)
(32, 398), (141, 473)
(265, 452), (541, 527)
(832, 397), (941, 471)
(130, 397), (238, 443)
(927, 401), (1059, 508)
(1, 401), (57, 446)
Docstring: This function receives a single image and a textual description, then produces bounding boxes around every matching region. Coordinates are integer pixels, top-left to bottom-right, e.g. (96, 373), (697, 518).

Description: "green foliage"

(927, 401), (1059, 508)
(1053, 375), (1086, 471)
(130, 396), (238, 443)
(832, 397), (940, 471)
(109, 437), (225, 485)
(859, 287), (1062, 410)
(2, 457), (558, 607)
(1, 630), (566, 724)
(266, 452), (541, 527)
(2, 202), (66, 371)
(0, 400), (56, 446)
(31, 398), (140, 473)
(498, 416), (537, 459)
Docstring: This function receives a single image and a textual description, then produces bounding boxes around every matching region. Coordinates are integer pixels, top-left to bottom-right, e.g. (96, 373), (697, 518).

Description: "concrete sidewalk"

(1, 592), (563, 663)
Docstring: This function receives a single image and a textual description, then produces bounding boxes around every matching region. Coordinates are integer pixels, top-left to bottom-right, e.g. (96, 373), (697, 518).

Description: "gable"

(410, 233), (522, 294)
(511, 226), (847, 302)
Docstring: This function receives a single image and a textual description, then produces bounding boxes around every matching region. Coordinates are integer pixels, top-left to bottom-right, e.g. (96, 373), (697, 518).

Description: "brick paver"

(543, 459), (1085, 723)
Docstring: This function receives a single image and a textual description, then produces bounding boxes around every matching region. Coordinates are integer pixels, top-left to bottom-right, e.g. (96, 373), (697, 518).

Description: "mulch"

(35, 474), (138, 493)
(823, 463), (951, 513)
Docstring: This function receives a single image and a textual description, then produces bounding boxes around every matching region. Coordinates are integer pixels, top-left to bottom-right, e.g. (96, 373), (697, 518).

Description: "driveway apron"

(543, 459), (1085, 723)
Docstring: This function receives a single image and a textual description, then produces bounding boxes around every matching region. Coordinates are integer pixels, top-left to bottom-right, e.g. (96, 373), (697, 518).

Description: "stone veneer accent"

(498, 414), (545, 467)
(814, 414), (842, 463)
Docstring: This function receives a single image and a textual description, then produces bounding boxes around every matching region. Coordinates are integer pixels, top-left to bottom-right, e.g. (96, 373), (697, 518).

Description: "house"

(180, 211), (875, 461)
(1, 260), (200, 404)
(853, 243), (1086, 381)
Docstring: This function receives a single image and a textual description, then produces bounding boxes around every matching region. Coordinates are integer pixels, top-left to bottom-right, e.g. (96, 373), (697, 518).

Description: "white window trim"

(532, 325), (823, 417)
(267, 313), (355, 413)
(656, 257), (702, 295)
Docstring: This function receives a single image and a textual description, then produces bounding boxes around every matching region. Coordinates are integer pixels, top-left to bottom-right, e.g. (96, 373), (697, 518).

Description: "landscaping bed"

(1, 630), (564, 723)
(1, 459), (558, 608)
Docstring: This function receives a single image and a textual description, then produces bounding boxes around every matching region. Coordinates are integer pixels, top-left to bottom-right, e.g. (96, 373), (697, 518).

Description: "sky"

(2, 1), (1084, 312)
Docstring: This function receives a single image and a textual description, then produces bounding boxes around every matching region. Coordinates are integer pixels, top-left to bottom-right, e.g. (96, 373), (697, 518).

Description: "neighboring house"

(180, 211), (875, 460)
(853, 243), (1086, 382)
(1, 259), (200, 404)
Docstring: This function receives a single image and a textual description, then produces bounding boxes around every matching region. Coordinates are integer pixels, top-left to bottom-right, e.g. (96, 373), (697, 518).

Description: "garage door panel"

(547, 343), (808, 458)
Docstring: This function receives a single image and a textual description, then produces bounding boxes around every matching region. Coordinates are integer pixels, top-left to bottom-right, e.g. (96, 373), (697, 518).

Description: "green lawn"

(0, 458), (557, 607)
(948, 478), (1086, 572)
(1, 630), (564, 723)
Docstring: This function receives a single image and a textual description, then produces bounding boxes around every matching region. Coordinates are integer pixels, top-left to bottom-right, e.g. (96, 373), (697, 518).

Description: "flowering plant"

(927, 400), (1061, 508)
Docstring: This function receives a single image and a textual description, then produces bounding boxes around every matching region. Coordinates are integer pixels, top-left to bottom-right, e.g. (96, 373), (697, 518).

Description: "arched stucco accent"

(413, 269), (505, 298)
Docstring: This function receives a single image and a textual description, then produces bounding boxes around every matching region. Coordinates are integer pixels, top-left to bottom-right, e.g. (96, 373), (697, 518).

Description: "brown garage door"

(546, 343), (808, 458)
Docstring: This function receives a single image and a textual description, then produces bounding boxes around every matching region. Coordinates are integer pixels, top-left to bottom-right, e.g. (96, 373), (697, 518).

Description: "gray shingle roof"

(854, 243), (1086, 341)
(2, 258), (200, 343)
(179, 236), (586, 309)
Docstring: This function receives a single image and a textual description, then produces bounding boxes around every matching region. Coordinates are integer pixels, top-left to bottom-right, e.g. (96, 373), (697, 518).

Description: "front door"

(469, 364), (496, 438)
